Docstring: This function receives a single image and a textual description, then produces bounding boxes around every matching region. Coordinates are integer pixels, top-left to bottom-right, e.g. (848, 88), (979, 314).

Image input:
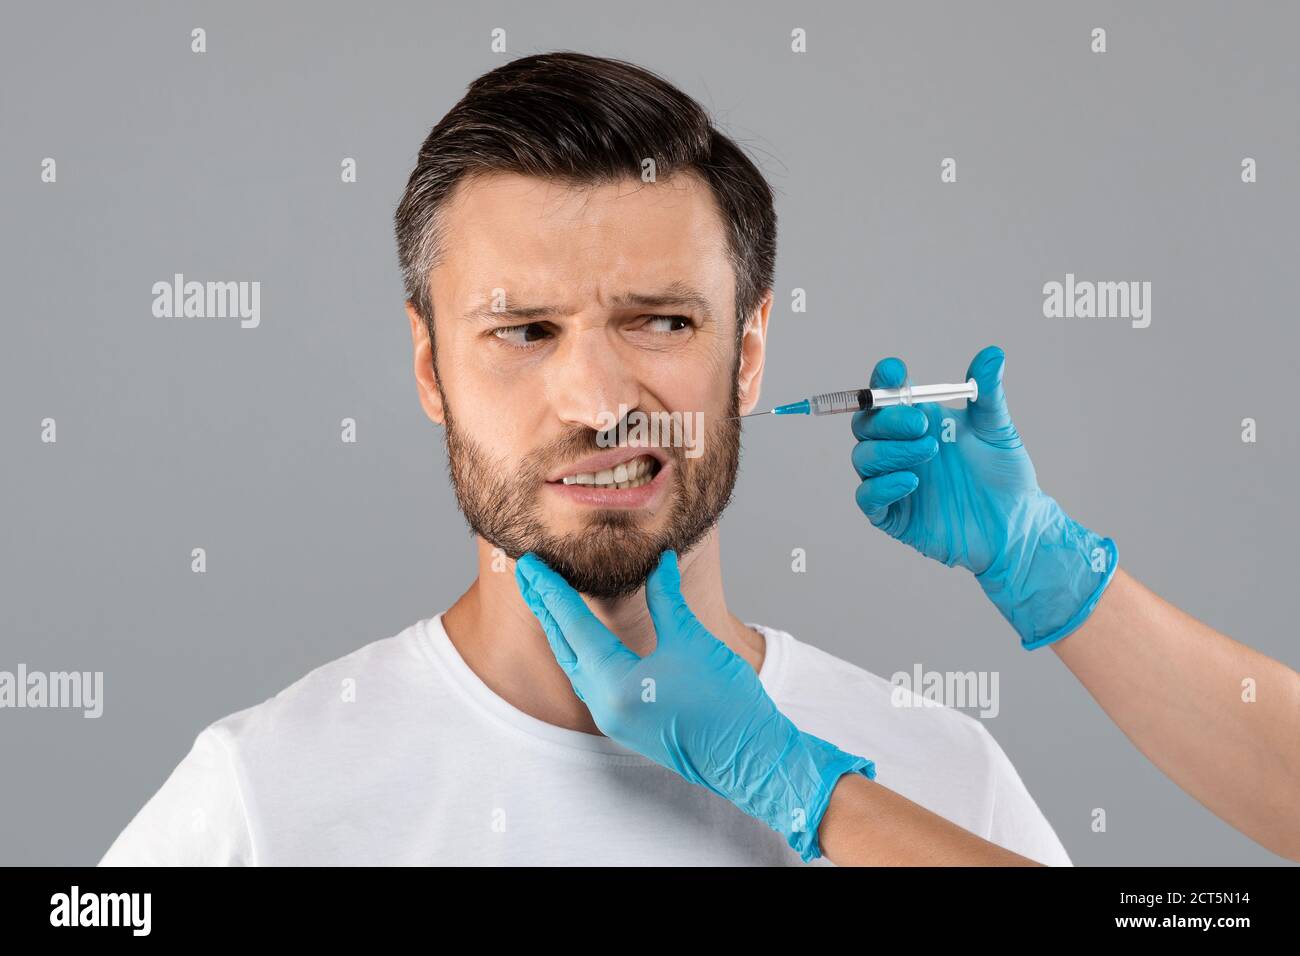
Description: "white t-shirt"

(98, 614), (1072, 866)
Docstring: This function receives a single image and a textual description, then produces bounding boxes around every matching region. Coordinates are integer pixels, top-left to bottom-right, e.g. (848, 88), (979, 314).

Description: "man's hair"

(393, 51), (777, 357)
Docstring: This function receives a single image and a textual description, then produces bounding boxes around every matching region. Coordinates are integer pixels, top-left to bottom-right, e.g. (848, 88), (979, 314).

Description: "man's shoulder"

(754, 623), (994, 757)
(203, 617), (436, 752)
(754, 624), (1074, 864)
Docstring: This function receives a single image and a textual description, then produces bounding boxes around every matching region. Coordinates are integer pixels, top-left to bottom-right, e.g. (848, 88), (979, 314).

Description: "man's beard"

(440, 383), (741, 600)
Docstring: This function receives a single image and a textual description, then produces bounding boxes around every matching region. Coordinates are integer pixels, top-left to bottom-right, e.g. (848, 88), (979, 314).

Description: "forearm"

(817, 772), (1040, 866)
(1052, 567), (1300, 860)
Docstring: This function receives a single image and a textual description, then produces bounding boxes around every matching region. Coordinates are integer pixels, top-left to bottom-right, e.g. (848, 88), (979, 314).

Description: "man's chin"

(515, 536), (666, 601)
(539, 508), (664, 540)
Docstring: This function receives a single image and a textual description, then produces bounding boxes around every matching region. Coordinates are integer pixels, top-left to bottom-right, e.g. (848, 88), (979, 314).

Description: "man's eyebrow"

(461, 303), (565, 323)
(611, 283), (713, 318)
(461, 283), (714, 324)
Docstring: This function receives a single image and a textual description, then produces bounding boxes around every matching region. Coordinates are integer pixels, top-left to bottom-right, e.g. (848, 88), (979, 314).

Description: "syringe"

(734, 379), (978, 418)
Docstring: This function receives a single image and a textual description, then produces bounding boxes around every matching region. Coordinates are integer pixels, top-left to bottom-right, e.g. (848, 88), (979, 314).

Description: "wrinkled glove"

(851, 345), (1117, 649)
(516, 549), (875, 862)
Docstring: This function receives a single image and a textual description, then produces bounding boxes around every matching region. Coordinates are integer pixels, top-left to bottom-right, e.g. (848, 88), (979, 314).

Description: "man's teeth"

(560, 456), (657, 488)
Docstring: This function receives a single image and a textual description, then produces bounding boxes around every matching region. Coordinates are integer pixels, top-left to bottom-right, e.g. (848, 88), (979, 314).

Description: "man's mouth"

(555, 454), (662, 489)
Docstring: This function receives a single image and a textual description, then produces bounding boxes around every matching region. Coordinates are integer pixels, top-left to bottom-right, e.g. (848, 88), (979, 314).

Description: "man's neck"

(440, 530), (764, 737)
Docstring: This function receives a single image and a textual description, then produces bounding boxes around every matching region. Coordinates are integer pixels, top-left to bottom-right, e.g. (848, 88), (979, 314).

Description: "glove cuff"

(776, 730), (876, 863)
(976, 498), (1118, 649)
(1021, 535), (1118, 649)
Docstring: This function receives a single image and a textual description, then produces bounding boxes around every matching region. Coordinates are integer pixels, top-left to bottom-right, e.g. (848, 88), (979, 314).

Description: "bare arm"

(818, 772), (1040, 866)
(1051, 567), (1300, 860)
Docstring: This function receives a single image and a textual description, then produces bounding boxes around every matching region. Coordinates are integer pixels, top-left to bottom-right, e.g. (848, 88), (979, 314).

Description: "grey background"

(2, 0), (1296, 865)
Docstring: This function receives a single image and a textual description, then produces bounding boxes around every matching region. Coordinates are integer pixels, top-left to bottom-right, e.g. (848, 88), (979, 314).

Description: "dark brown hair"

(393, 51), (777, 354)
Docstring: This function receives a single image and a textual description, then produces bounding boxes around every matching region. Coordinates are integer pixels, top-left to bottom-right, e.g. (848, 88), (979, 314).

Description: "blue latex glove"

(850, 345), (1118, 649)
(515, 549), (876, 863)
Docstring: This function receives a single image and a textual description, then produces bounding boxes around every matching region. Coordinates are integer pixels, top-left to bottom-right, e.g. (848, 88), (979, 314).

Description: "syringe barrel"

(808, 389), (871, 415)
(808, 379), (978, 415)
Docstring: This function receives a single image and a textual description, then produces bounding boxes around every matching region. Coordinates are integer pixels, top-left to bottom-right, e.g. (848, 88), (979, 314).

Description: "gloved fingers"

(869, 356), (908, 389)
(516, 571), (590, 703)
(854, 471), (919, 526)
(516, 553), (639, 678)
(516, 564), (577, 671)
(965, 345), (1021, 447)
(854, 357), (922, 441)
(851, 435), (938, 479)
(644, 550), (708, 652)
(851, 404), (928, 441)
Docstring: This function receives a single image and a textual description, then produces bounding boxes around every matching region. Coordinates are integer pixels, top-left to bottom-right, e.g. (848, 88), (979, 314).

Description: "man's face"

(415, 171), (763, 599)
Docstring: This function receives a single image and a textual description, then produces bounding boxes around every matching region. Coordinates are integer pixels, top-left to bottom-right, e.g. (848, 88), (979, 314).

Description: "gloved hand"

(515, 549), (875, 863)
(851, 345), (1117, 649)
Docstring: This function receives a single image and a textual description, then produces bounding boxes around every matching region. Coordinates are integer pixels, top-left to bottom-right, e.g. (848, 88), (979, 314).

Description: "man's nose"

(547, 326), (642, 432)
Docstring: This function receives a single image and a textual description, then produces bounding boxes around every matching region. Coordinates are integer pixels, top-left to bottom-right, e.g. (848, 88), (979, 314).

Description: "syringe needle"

(725, 410), (774, 420)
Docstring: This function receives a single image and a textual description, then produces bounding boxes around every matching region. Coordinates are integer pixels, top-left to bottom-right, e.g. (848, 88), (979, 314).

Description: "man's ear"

(407, 301), (447, 426)
(736, 290), (772, 416)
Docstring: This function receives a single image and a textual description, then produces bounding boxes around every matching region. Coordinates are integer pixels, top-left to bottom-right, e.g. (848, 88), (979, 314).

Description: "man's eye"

(492, 323), (550, 347)
(643, 315), (693, 333)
